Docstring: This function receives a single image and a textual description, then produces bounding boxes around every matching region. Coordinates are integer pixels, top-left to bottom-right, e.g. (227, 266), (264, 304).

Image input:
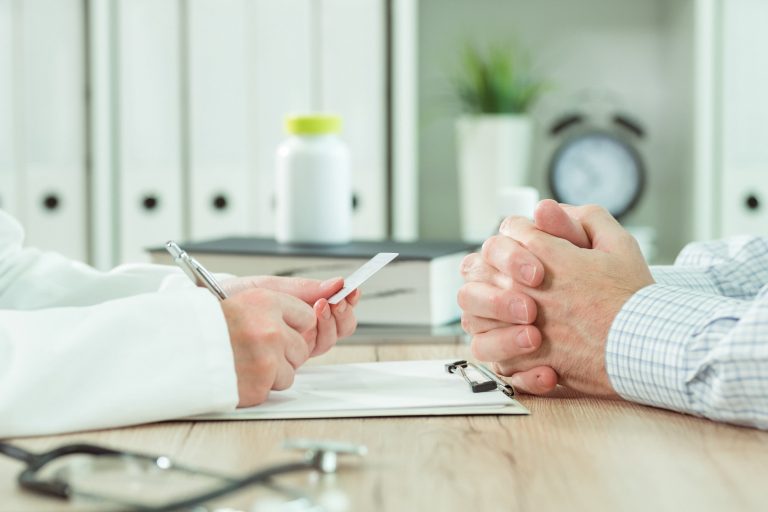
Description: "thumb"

(563, 204), (625, 252)
(534, 199), (591, 248)
(221, 276), (344, 304)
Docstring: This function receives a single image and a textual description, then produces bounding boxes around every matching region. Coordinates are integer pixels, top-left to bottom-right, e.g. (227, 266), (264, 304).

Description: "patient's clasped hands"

(459, 199), (655, 397)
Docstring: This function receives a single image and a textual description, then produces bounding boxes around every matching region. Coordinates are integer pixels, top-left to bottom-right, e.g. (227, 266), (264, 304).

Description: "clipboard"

(190, 359), (529, 421)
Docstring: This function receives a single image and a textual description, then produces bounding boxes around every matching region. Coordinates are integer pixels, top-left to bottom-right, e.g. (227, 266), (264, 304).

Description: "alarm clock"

(547, 113), (646, 220)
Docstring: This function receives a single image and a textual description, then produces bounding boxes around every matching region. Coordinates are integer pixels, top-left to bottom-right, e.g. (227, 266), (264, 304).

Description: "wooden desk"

(2, 343), (767, 512)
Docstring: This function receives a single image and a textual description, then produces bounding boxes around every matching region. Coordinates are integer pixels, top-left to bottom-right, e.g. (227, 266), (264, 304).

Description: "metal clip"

(445, 360), (515, 398)
(283, 439), (368, 474)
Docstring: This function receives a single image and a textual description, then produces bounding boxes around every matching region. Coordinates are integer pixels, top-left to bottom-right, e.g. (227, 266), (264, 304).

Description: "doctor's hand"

(221, 276), (359, 357)
(220, 288), (317, 407)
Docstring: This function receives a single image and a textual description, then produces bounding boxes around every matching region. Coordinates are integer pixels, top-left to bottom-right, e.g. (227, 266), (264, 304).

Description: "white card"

(327, 252), (399, 304)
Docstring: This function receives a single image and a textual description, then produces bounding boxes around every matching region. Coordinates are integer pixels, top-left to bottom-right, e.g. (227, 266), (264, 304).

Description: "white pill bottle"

(275, 114), (351, 245)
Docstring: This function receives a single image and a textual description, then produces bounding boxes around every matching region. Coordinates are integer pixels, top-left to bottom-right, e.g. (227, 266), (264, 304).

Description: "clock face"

(549, 132), (644, 219)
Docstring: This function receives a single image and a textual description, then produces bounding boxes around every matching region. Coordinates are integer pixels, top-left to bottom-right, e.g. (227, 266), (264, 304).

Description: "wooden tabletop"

(2, 343), (767, 512)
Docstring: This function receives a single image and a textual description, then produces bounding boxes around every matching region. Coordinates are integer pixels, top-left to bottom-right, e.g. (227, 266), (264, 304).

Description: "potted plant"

(453, 42), (545, 242)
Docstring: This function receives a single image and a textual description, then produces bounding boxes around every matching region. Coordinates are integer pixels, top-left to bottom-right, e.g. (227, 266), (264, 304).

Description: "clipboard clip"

(445, 360), (516, 399)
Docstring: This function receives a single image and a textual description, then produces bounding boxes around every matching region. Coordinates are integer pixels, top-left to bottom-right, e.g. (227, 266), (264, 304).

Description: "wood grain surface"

(2, 343), (766, 512)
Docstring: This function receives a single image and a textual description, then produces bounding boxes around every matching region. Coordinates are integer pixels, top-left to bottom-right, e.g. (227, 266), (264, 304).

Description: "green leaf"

(451, 41), (546, 115)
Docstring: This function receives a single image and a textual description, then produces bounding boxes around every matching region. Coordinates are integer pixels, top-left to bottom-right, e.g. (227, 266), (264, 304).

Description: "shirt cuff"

(605, 284), (729, 412)
(650, 266), (720, 294)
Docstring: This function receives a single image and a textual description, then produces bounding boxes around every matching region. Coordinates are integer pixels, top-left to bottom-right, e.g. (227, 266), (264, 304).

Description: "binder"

(19, 0), (87, 262)
(187, 0), (253, 240)
(248, 0), (313, 237)
(319, 0), (387, 240)
(0, 0), (18, 217)
(719, 0), (768, 237)
(191, 359), (529, 420)
(116, 0), (184, 262)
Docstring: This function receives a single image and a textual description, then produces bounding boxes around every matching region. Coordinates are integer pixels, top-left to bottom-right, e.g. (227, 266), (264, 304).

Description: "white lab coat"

(0, 211), (238, 437)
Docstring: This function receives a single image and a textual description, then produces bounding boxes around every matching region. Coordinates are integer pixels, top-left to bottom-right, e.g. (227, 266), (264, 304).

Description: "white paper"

(191, 359), (529, 420)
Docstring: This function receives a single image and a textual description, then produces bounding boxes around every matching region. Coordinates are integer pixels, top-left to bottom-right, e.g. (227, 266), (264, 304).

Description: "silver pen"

(165, 240), (228, 301)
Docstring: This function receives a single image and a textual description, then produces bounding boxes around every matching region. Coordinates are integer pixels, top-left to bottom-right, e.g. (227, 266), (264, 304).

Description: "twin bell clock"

(546, 111), (646, 221)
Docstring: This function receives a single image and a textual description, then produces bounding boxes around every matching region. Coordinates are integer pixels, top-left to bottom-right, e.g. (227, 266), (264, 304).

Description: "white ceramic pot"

(455, 114), (533, 242)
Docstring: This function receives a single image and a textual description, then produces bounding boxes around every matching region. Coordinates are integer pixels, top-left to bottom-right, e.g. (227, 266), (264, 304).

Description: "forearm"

(0, 288), (238, 437)
(605, 284), (768, 429)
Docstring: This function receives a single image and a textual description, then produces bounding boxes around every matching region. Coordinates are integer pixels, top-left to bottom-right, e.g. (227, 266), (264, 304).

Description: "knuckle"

(296, 277), (313, 290)
(247, 287), (273, 304)
(460, 314), (473, 333)
(488, 292), (506, 320)
(581, 204), (606, 217)
(469, 336), (485, 360)
(345, 318), (358, 337)
(480, 235), (501, 260)
(274, 372), (295, 391)
(460, 252), (479, 278)
(248, 387), (271, 406)
(253, 352), (278, 374)
(456, 285), (470, 310)
(257, 324), (283, 344)
(499, 215), (530, 236)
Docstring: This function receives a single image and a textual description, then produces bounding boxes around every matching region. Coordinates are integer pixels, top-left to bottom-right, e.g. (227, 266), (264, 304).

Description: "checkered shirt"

(606, 236), (768, 429)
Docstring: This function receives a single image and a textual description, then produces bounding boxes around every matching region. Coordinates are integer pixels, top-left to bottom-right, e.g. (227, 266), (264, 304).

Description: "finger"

(312, 299), (338, 357)
(280, 325), (311, 369)
(498, 216), (574, 262)
(504, 366), (559, 395)
(271, 292), (317, 333)
(300, 325), (318, 354)
(470, 324), (542, 361)
(460, 252), (516, 289)
(457, 282), (536, 324)
(460, 313), (512, 335)
(229, 276), (344, 304)
(562, 204), (625, 251)
(330, 298), (358, 339)
(534, 199), (590, 248)
(480, 236), (544, 287)
(346, 289), (361, 307)
(272, 360), (297, 391)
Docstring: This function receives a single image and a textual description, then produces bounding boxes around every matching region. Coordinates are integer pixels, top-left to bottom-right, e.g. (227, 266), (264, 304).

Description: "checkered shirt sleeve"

(606, 237), (768, 429)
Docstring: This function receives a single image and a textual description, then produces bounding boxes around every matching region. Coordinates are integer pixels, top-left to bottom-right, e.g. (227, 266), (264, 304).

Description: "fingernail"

(336, 300), (348, 313)
(321, 277), (342, 289)
(520, 264), (537, 285)
(516, 328), (533, 349)
(322, 303), (331, 320)
(510, 299), (529, 323)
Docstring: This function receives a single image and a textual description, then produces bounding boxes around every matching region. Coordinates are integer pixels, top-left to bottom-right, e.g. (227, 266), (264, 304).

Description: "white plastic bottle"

(275, 114), (351, 245)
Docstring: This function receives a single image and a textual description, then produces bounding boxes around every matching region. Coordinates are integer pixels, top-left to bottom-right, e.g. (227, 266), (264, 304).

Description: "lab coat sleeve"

(0, 210), (185, 309)
(0, 287), (239, 438)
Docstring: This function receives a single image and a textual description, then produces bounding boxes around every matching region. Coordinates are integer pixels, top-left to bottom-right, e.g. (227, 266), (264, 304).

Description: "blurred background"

(1, 0), (766, 268)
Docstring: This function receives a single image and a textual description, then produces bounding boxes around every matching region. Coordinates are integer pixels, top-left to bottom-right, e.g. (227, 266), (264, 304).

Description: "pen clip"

(165, 240), (228, 301)
(445, 360), (515, 399)
(166, 241), (200, 284)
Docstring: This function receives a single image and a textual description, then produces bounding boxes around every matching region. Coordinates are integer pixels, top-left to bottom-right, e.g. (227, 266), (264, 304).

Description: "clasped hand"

(458, 200), (654, 397)
(219, 276), (359, 407)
